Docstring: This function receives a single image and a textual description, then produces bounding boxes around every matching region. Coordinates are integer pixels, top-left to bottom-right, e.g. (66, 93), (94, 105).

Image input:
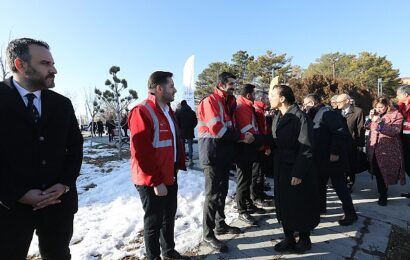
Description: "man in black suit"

(336, 93), (365, 190)
(303, 94), (357, 226)
(0, 38), (83, 259)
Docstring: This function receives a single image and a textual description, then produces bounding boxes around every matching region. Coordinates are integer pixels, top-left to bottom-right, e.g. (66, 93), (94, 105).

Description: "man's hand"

(265, 148), (271, 156)
(291, 177), (302, 186)
(330, 154), (340, 162)
(33, 184), (67, 210)
(243, 132), (255, 144)
(154, 183), (168, 196)
(18, 189), (53, 206)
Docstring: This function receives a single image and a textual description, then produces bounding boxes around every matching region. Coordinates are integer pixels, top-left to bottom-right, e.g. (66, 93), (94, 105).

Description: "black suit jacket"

(0, 77), (83, 213)
(343, 106), (365, 148)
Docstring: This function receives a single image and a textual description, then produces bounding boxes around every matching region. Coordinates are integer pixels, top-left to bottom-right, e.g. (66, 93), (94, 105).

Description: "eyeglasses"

(227, 82), (237, 86)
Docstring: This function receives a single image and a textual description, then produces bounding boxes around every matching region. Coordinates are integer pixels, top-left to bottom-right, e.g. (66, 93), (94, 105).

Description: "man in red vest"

(397, 85), (410, 205)
(128, 71), (189, 260)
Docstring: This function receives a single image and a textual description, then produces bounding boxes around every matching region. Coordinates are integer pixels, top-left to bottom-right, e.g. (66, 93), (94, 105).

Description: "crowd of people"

(128, 70), (409, 258)
(86, 116), (129, 142)
(1, 37), (409, 259)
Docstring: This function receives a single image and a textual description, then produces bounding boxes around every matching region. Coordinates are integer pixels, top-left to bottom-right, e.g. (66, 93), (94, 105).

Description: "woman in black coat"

(269, 85), (320, 253)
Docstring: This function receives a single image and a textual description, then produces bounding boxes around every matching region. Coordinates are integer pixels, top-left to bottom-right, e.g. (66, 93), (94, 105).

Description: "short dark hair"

(305, 93), (321, 104)
(6, 38), (50, 72)
(274, 84), (295, 105)
(240, 84), (255, 96)
(398, 85), (410, 95)
(254, 90), (268, 101)
(148, 71), (173, 91)
(218, 72), (237, 85)
(180, 100), (187, 106)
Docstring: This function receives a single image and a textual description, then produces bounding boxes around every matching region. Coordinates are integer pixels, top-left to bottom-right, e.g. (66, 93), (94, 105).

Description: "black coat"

(0, 78), (83, 213)
(175, 104), (197, 139)
(271, 104), (319, 232)
(308, 104), (350, 172)
(340, 106), (366, 174)
(342, 106), (365, 148)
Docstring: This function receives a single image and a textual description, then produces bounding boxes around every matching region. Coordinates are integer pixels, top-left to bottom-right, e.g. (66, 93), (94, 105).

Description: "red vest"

(128, 95), (185, 186)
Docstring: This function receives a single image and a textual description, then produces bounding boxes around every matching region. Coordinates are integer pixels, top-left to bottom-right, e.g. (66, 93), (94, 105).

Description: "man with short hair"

(304, 94), (357, 225)
(0, 38), (83, 259)
(330, 95), (339, 110)
(234, 84), (265, 225)
(336, 93), (365, 190)
(397, 85), (410, 204)
(128, 71), (190, 260)
(175, 100), (198, 167)
(198, 72), (254, 252)
(252, 90), (273, 207)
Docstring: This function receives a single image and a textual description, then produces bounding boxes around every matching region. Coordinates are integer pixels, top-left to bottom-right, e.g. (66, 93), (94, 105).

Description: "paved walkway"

(196, 173), (410, 259)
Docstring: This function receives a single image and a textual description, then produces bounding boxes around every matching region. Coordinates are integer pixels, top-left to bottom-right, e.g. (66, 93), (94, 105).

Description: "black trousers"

(236, 163), (254, 214)
(284, 227), (310, 239)
(317, 161), (356, 215)
(0, 204), (74, 260)
(137, 182), (178, 260)
(203, 165), (230, 238)
(372, 156), (388, 197)
(251, 152), (266, 201)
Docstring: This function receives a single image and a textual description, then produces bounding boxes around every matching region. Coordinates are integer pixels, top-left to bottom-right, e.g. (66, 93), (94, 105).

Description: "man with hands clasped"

(0, 38), (83, 259)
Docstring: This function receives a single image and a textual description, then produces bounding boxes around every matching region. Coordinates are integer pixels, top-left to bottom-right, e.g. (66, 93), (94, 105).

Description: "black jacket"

(175, 104), (197, 139)
(271, 104), (319, 231)
(0, 77), (83, 213)
(342, 106), (365, 148)
(308, 104), (349, 170)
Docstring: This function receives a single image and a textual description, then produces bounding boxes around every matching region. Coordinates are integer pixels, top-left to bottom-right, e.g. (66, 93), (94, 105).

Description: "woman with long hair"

(366, 97), (406, 206)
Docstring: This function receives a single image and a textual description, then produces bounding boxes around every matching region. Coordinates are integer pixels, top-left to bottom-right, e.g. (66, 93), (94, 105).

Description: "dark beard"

(25, 65), (55, 90)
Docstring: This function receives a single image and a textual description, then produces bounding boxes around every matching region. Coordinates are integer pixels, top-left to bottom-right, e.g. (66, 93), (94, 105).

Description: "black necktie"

(26, 93), (40, 123)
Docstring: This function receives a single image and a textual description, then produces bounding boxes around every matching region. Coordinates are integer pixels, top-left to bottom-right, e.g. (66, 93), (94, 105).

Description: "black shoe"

(247, 204), (266, 214)
(203, 236), (228, 252)
(338, 214), (358, 226)
(261, 193), (275, 201)
(254, 199), (271, 208)
(215, 223), (241, 235)
(401, 192), (410, 198)
(239, 213), (256, 225)
(162, 250), (191, 260)
(295, 237), (312, 254)
(378, 196), (387, 206)
(274, 237), (296, 252)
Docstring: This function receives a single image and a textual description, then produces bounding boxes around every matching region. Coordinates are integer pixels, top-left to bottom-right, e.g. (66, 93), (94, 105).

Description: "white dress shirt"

(13, 80), (42, 116)
(161, 105), (177, 162)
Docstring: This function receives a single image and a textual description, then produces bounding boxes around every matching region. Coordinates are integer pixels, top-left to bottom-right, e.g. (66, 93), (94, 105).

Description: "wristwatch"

(64, 185), (70, 193)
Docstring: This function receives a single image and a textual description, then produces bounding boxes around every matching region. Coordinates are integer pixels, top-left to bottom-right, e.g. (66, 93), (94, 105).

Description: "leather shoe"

(377, 196), (387, 206)
(203, 236), (228, 252)
(338, 214), (358, 226)
(162, 249), (191, 260)
(239, 213), (256, 225)
(215, 223), (241, 235)
(401, 192), (410, 198)
(254, 199), (272, 208)
(274, 237), (296, 252)
(295, 237), (312, 254)
(247, 204), (266, 214)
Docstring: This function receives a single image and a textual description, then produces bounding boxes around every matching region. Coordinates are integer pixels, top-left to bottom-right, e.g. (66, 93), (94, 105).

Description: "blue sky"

(1, 0), (409, 114)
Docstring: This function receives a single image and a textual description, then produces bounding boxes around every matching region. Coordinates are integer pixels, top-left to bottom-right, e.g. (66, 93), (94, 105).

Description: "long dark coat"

(0, 77), (83, 213)
(272, 104), (320, 232)
(175, 104), (197, 139)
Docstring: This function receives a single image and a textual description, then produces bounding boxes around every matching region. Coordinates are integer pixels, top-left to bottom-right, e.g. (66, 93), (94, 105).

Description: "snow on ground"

(28, 140), (237, 260)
